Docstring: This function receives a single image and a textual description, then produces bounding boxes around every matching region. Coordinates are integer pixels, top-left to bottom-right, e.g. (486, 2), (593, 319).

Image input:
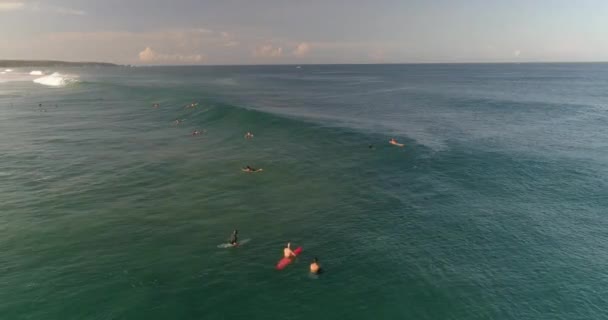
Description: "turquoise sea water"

(1, 64), (607, 319)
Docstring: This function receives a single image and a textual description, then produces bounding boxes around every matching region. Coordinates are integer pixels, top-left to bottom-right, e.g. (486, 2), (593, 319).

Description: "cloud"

(0, 2), (85, 15)
(53, 7), (86, 16)
(292, 42), (311, 57)
(253, 44), (283, 58)
(0, 2), (25, 11)
(195, 28), (213, 34)
(219, 32), (239, 47)
(224, 41), (239, 47)
(138, 47), (205, 64)
(369, 49), (386, 62)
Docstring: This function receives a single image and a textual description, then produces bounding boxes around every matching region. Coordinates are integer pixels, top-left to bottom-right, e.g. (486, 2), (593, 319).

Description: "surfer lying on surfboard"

(389, 138), (404, 147)
(242, 165), (263, 173)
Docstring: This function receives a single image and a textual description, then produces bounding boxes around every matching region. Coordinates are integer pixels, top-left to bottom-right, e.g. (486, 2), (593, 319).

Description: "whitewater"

(0, 69), (79, 87)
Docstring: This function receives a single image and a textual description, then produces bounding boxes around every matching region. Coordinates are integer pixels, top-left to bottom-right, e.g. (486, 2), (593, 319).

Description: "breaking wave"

(33, 72), (79, 87)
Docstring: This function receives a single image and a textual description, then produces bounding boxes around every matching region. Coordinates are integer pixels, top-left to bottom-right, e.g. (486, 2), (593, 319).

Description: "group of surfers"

(228, 229), (321, 275)
(156, 101), (405, 149)
(157, 105), (402, 275)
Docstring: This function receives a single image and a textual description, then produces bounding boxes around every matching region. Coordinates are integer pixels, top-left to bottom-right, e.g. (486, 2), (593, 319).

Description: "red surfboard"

(276, 247), (302, 270)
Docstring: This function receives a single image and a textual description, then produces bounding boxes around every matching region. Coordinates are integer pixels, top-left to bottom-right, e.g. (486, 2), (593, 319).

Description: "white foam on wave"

(4, 69), (13, 73)
(33, 72), (79, 87)
(30, 70), (44, 76)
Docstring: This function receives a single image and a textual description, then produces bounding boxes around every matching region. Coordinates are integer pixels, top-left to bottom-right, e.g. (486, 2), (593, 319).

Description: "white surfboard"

(217, 238), (251, 248)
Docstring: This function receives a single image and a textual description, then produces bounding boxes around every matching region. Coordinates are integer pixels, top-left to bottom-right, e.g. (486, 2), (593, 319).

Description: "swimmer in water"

(192, 130), (201, 136)
(229, 229), (238, 246)
(245, 132), (254, 139)
(283, 242), (296, 258)
(310, 258), (321, 274)
(174, 119), (183, 125)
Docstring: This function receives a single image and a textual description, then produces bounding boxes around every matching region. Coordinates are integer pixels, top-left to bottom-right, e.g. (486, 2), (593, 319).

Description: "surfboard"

(217, 238), (251, 248)
(241, 168), (263, 173)
(276, 247), (302, 270)
(389, 141), (405, 147)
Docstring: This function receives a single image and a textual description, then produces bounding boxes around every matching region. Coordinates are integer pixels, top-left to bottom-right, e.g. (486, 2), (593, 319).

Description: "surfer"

(310, 258), (321, 274)
(245, 132), (254, 139)
(229, 229), (238, 246)
(192, 129), (206, 136)
(284, 242), (296, 258)
(389, 138), (404, 147)
(242, 166), (262, 173)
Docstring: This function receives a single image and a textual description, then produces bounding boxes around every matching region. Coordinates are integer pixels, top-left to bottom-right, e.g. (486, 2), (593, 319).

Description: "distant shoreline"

(0, 60), (119, 68)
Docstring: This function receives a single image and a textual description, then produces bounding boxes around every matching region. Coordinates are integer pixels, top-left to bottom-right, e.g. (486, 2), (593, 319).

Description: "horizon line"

(2, 59), (608, 67)
(136, 61), (608, 67)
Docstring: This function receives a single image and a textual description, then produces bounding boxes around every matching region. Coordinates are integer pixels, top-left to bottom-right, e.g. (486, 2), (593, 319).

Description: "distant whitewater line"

(0, 60), (118, 68)
(33, 72), (79, 87)
(0, 69), (79, 86)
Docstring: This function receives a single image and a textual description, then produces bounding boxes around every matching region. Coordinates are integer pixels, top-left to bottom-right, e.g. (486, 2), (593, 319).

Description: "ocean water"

(1, 63), (607, 320)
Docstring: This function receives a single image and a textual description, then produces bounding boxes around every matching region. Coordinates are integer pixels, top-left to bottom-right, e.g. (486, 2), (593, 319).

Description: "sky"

(1, 0), (607, 65)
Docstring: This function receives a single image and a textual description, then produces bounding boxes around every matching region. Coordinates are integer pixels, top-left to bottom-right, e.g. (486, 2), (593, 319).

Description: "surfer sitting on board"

(284, 242), (296, 258)
(310, 258), (321, 274)
(229, 229), (238, 246)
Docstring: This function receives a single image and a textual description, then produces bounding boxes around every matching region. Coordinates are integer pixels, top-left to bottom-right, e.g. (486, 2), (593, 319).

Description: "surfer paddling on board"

(242, 165), (263, 173)
(284, 242), (296, 258)
(229, 229), (238, 246)
(389, 138), (404, 147)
